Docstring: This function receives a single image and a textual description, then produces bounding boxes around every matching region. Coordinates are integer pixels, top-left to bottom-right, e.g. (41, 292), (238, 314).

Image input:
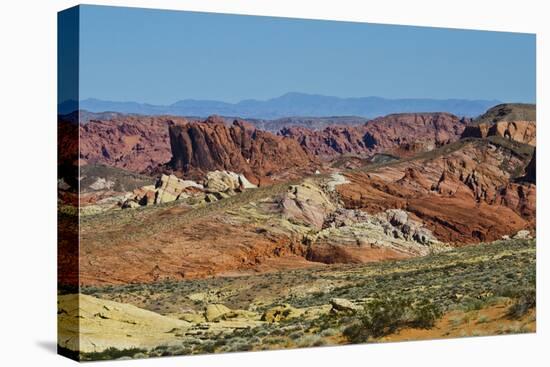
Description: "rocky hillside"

(461, 103), (536, 145)
(280, 113), (469, 158)
(79, 115), (186, 172)
(76, 112), (469, 177)
(167, 116), (318, 185)
(472, 103), (536, 125)
(67, 134), (535, 286)
(337, 137), (535, 244)
(74, 105), (535, 193)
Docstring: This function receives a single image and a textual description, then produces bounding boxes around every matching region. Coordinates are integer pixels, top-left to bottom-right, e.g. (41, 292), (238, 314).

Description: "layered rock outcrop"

(336, 139), (536, 244)
(168, 116), (317, 184)
(524, 149), (536, 183)
(77, 112), (471, 182)
(460, 103), (536, 146)
(279, 112), (468, 158)
(304, 208), (444, 265)
(461, 120), (536, 145)
(58, 294), (189, 353)
(79, 115), (183, 173)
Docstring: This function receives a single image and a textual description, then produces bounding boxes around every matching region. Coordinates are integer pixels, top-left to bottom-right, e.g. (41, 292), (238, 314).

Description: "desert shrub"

(410, 299), (443, 329)
(343, 297), (442, 343)
(343, 322), (369, 343)
(289, 330), (305, 340)
(255, 329), (270, 338)
(449, 315), (464, 327)
(249, 336), (262, 345)
(132, 352), (148, 359)
(476, 315), (489, 324)
(228, 340), (253, 352)
(80, 347), (147, 361)
(194, 341), (216, 354)
(460, 297), (485, 312)
(320, 327), (338, 337)
(264, 336), (286, 345)
(507, 289), (536, 319)
(297, 335), (324, 347)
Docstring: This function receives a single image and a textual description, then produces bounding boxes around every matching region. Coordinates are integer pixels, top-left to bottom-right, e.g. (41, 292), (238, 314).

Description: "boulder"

(121, 199), (140, 209)
(205, 193), (219, 203)
(330, 298), (361, 313)
(204, 170), (256, 192)
(88, 177), (115, 191)
(154, 174), (203, 204)
(58, 294), (189, 353)
(178, 312), (206, 323)
(387, 209), (408, 227)
(512, 230), (532, 240)
(132, 185), (156, 206)
(213, 309), (259, 322)
(204, 304), (232, 322)
(279, 180), (336, 229)
(261, 304), (301, 323)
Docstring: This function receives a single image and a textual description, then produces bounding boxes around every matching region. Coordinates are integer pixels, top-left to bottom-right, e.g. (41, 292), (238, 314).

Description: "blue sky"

(77, 5), (536, 104)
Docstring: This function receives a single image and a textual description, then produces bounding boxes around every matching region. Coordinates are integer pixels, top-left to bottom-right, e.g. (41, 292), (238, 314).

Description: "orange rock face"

(76, 212), (313, 285)
(461, 120), (536, 146)
(336, 139), (535, 244)
(167, 117), (318, 184)
(63, 138), (536, 286)
(62, 104), (536, 287)
(78, 112), (469, 180)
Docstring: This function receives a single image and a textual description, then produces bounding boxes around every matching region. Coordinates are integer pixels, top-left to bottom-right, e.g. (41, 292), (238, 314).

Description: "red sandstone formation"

(167, 116), (318, 184)
(461, 120), (536, 146)
(460, 103), (536, 146)
(78, 112), (471, 179)
(79, 115), (184, 173)
(336, 139), (535, 244)
(66, 137), (536, 286)
(280, 113), (469, 158)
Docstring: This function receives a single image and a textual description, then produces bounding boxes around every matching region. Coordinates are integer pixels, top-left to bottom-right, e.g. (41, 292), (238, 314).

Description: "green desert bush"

(507, 289), (536, 319)
(476, 315), (490, 324)
(289, 330), (305, 340)
(410, 299), (443, 329)
(343, 297), (442, 343)
(460, 297), (486, 312)
(320, 327), (338, 337)
(80, 347), (148, 361)
(297, 334), (324, 347)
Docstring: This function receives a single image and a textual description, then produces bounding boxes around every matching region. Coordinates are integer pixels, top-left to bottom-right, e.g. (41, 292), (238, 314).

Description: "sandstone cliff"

(461, 103), (536, 145)
(167, 116), (317, 184)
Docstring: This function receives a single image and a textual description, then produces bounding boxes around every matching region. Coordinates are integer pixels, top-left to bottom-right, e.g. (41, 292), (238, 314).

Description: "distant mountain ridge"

(60, 92), (501, 119)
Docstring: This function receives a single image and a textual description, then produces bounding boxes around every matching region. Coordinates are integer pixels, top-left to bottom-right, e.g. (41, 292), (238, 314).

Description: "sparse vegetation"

(507, 289), (536, 319)
(343, 297), (442, 343)
(79, 347), (148, 361)
(71, 238), (535, 359)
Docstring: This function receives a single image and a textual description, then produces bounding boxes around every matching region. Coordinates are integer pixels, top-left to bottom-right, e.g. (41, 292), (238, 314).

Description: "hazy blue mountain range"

(59, 92), (500, 119)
